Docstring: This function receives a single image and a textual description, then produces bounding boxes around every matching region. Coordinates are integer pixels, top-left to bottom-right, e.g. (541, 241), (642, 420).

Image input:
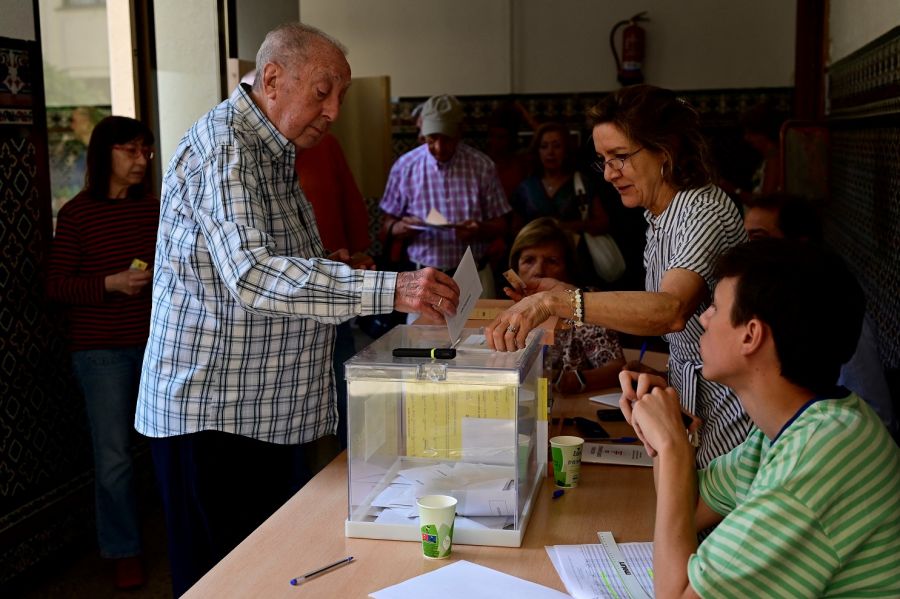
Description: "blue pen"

(290, 556), (354, 585)
(607, 436), (639, 443)
(638, 340), (647, 363)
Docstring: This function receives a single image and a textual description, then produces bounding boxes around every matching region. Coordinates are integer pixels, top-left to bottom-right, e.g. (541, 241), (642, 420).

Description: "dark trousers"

(150, 430), (338, 597)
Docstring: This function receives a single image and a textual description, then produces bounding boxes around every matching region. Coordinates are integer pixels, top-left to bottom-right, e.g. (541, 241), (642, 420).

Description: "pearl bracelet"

(565, 288), (584, 327)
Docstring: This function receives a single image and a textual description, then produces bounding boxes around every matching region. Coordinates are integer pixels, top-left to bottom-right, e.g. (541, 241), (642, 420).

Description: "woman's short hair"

(509, 217), (579, 284)
(527, 122), (576, 175)
(587, 84), (713, 190)
(84, 116), (154, 200)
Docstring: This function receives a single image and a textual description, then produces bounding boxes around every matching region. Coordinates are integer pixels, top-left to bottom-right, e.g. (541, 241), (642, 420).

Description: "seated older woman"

(508, 217), (625, 394)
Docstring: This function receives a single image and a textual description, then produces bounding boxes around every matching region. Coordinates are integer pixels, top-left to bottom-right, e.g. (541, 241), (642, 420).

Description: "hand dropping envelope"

(446, 247), (482, 344)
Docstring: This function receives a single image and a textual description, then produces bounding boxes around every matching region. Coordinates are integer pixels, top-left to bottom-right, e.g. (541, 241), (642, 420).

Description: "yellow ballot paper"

(405, 382), (516, 460)
(129, 258), (148, 271)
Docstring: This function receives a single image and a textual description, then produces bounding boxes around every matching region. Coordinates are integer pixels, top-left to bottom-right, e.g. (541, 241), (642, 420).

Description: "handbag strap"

(573, 171), (589, 221)
(573, 171), (586, 195)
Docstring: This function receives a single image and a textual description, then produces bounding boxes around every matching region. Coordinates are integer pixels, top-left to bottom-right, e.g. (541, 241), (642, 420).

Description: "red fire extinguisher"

(610, 12), (649, 86)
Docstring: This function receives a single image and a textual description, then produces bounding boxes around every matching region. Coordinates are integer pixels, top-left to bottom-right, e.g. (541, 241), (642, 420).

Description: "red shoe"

(114, 556), (146, 589)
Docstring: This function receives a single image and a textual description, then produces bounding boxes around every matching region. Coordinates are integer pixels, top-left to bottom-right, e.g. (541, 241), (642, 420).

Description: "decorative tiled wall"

(0, 36), (94, 589)
(827, 26), (900, 371)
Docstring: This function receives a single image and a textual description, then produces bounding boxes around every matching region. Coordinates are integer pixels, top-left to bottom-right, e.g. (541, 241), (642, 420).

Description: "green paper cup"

(550, 435), (584, 488)
(416, 494), (457, 559)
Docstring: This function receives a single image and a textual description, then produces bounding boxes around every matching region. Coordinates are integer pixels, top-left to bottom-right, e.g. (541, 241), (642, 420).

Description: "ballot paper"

(446, 247), (483, 344)
(425, 207), (450, 225)
(369, 560), (571, 599)
(369, 462), (518, 517)
(589, 392), (622, 408)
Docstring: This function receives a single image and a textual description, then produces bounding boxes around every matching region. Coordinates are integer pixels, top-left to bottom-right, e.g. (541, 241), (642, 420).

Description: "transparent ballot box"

(344, 325), (546, 547)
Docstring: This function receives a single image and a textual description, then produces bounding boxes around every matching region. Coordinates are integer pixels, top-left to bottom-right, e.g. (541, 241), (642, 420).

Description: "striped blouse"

(46, 191), (159, 351)
(690, 392), (900, 597)
(644, 185), (751, 466)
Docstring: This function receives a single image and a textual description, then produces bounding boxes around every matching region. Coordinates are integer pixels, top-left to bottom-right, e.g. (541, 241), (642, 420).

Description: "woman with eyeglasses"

(487, 85), (751, 468)
(46, 115), (157, 589)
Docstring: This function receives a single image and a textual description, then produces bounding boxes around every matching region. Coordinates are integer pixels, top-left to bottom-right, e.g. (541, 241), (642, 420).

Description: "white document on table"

(545, 541), (654, 599)
(446, 246), (483, 344)
(589, 392), (622, 408)
(369, 560), (572, 599)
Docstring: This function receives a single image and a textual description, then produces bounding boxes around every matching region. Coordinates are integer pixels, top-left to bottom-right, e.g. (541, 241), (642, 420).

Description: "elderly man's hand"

(394, 268), (460, 321)
(391, 216), (425, 238)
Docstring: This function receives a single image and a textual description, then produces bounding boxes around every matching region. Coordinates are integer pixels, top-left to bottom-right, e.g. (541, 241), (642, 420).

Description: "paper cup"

(416, 494), (457, 559)
(550, 435), (584, 488)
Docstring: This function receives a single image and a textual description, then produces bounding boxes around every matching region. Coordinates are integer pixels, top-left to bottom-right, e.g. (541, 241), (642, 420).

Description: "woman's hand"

(486, 289), (565, 351)
(105, 269), (152, 296)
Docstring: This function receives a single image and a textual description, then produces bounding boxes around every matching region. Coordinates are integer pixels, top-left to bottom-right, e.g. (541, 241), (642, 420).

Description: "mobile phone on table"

(596, 408), (626, 422)
(569, 416), (609, 439)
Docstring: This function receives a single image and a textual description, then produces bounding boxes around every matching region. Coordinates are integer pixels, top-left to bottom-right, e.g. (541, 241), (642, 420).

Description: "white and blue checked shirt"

(644, 184), (752, 467)
(136, 84), (397, 445)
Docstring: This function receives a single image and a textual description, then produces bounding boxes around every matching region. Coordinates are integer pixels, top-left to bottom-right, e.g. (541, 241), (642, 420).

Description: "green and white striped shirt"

(689, 392), (900, 597)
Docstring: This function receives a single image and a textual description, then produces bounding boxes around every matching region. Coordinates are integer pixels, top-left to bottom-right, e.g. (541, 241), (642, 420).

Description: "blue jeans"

(71, 346), (145, 558)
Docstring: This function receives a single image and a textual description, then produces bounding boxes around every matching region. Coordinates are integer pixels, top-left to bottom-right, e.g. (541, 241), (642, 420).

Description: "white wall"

(154, 0), (222, 163)
(235, 0), (299, 61)
(0, 0), (35, 40)
(829, 0), (900, 63)
(300, 0), (796, 97)
(300, 0), (513, 96)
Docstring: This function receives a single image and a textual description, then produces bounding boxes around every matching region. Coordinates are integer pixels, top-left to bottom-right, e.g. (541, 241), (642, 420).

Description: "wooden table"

(185, 392), (656, 598)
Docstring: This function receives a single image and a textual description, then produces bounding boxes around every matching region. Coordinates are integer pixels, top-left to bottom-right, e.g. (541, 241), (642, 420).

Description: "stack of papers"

(368, 462), (517, 531)
(546, 537), (654, 599)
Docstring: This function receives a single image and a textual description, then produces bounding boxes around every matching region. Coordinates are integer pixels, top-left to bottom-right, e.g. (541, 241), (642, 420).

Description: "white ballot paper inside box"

(370, 462), (518, 517)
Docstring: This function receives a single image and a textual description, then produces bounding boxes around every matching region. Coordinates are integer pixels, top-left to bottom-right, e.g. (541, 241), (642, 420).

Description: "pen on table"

(392, 347), (456, 359)
(606, 436), (639, 443)
(289, 556), (354, 586)
(638, 340), (647, 364)
(552, 489), (565, 499)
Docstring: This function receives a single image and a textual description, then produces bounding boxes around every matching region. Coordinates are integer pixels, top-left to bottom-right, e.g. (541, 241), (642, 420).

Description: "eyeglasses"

(591, 147), (643, 174)
(113, 144), (155, 160)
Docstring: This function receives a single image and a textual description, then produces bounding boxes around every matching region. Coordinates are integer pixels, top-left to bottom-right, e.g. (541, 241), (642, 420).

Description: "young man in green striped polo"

(619, 239), (900, 598)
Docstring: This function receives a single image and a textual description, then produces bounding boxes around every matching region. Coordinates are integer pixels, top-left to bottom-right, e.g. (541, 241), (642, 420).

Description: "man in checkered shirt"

(136, 24), (460, 596)
(379, 94), (511, 294)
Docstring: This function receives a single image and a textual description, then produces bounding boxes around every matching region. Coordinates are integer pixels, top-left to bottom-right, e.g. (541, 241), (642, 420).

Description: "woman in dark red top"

(46, 116), (158, 589)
